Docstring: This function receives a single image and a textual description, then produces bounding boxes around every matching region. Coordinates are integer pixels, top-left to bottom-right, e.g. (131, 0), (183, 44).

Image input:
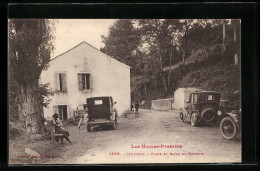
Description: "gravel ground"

(38, 109), (241, 164)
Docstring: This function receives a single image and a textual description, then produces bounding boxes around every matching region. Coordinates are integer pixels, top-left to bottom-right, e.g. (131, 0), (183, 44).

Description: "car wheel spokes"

(223, 120), (234, 137)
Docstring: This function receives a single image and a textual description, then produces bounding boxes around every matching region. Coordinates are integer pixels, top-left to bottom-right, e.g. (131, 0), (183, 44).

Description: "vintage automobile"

(219, 109), (241, 140)
(179, 91), (221, 127)
(86, 96), (118, 132)
(218, 99), (241, 139)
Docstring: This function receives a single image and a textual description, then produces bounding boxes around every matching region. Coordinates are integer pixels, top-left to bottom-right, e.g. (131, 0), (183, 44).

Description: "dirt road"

(44, 109), (241, 164)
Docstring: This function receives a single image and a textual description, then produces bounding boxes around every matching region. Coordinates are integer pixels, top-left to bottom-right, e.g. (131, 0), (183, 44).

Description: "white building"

(40, 41), (131, 120)
(173, 87), (202, 110)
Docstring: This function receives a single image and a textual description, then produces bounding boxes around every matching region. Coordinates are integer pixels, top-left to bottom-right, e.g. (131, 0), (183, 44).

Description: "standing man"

(132, 102), (136, 113)
(135, 101), (139, 113)
(113, 101), (119, 124)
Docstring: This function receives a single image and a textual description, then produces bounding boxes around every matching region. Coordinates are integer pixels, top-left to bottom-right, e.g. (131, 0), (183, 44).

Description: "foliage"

(178, 58), (241, 110)
(101, 19), (140, 67)
(9, 19), (55, 83)
(9, 67), (19, 121)
(101, 19), (241, 106)
(37, 83), (55, 108)
(9, 19), (56, 122)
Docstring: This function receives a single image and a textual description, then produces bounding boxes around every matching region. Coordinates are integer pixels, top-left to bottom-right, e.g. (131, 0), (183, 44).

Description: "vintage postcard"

(9, 19), (242, 164)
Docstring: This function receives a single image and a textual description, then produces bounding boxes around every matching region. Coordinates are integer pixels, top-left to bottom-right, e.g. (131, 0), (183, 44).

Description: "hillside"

(100, 19), (241, 110)
(141, 45), (241, 110)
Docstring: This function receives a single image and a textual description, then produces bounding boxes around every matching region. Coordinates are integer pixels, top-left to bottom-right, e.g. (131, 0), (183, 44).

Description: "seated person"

(52, 113), (72, 144)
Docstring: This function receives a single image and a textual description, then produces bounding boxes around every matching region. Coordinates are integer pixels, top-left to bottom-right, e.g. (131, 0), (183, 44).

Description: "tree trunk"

(158, 46), (167, 91)
(134, 84), (141, 97)
(161, 74), (168, 92)
(143, 84), (148, 95)
(234, 54), (238, 65)
(137, 65), (148, 95)
(222, 20), (226, 55)
(183, 32), (187, 64)
(16, 81), (44, 134)
(233, 21), (238, 65)
(168, 48), (173, 87)
(183, 20), (188, 65)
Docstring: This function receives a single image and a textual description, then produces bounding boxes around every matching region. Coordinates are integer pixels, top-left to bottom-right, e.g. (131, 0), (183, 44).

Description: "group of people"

(131, 101), (140, 113)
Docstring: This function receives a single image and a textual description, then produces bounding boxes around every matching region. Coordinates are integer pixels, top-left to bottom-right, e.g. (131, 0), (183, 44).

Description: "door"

(58, 105), (68, 120)
(190, 94), (199, 111)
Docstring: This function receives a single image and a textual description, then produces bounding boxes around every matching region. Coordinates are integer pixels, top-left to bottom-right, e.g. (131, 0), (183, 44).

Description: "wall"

(40, 42), (131, 119)
(151, 99), (174, 111)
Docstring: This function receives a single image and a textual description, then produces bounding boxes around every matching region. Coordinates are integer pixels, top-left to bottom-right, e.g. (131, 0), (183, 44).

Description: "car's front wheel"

(191, 113), (198, 127)
(220, 116), (238, 140)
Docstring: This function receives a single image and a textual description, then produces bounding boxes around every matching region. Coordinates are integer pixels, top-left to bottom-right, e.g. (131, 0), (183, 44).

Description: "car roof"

(87, 96), (112, 100)
(192, 90), (221, 94)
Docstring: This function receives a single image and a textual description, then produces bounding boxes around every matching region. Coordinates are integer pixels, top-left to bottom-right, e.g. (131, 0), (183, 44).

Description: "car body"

(179, 91), (221, 127)
(86, 96), (118, 131)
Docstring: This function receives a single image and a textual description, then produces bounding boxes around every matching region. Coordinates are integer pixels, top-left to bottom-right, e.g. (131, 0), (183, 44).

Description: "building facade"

(40, 42), (131, 120)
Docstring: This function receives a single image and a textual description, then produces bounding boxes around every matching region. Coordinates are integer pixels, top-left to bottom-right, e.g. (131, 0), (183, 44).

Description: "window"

(191, 94), (198, 103)
(83, 104), (87, 110)
(206, 95), (213, 100)
(193, 94), (198, 103)
(94, 100), (103, 105)
(55, 73), (66, 91)
(78, 73), (91, 90)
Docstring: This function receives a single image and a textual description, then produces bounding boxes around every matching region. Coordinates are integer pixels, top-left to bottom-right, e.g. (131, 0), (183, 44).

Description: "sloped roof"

(50, 41), (131, 68)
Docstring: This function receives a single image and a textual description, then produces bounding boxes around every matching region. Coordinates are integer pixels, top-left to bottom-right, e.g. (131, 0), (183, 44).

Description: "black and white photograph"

(8, 18), (243, 164)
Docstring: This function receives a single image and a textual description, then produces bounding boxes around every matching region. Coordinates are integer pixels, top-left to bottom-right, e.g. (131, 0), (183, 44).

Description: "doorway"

(58, 105), (68, 120)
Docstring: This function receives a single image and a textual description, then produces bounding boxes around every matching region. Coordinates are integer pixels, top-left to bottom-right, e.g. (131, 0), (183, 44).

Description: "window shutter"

(67, 105), (70, 119)
(78, 74), (83, 90)
(61, 73), (66, 91)
(55, 73), (60, 91)
(86, 74), (90, 89)
(89, 74), (92, 90)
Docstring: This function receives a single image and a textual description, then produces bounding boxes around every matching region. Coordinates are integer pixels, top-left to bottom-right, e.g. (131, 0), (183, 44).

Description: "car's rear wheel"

(179, 112), (185, 122)
(111, 121), (117, 130)
(87, 124), (92, 132)
(220, 116), (238, 140)
(191, 113), (198, 127)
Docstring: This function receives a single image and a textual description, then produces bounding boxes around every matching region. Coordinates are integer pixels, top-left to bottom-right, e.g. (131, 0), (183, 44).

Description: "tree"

(101, 19), (140, 67)
(177, 19), (195, 65)
(9, 19), (55, 134)
(138, 19), (177, 91)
